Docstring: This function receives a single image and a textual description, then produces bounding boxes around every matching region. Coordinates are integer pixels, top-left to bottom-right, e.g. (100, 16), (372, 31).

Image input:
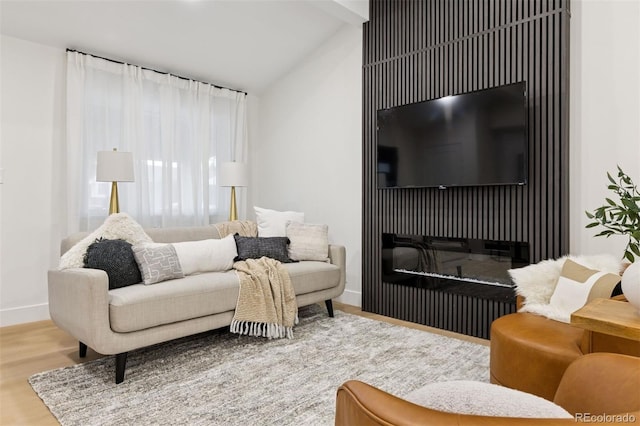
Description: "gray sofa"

(48, 225), (346, 383)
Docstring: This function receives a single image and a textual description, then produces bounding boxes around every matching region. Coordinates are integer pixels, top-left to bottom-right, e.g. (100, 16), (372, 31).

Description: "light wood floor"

(0, 302), (487, 425)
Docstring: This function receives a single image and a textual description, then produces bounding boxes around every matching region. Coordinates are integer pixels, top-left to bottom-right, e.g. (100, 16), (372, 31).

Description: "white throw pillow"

(509, 254), (622, 306)
(525, 259), (621, 323)
(286, 222), (329, 262)
(404, 380), (573, 419)
(59, 213), (152, 269)
(254, 206), (304, 237)
(172, 234), (238, 275)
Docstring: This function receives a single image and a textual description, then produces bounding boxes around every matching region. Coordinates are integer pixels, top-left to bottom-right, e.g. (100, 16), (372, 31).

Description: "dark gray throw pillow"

(233, 234), (295, 263)
(84, 238), (142, 289)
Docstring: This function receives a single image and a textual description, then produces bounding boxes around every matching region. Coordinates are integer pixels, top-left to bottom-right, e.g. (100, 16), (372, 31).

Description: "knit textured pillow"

(132, 243), (184, 285)
(83, 238), (142, 289)
(233, 235), (295, 263)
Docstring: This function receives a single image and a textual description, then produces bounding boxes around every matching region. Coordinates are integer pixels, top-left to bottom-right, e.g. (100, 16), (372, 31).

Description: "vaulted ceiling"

(0, 0), (367, 94)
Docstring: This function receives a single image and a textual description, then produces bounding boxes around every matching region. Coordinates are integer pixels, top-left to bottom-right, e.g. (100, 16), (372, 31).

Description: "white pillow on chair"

(404, 380), (573, 419)
(509, 254), (622, 306)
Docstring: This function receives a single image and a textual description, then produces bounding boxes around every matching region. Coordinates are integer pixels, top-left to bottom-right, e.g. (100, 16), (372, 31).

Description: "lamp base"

(109, 181), (120, 215)
(229, 186), (238, 221)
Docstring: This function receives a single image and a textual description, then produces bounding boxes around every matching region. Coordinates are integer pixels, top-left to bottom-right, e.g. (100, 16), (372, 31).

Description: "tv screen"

(377, 82), (528, 188)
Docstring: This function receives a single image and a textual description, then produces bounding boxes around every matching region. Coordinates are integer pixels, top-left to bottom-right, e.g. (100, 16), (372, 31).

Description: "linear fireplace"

(382, 234), (529, 297)
(381, 234), (529, 337)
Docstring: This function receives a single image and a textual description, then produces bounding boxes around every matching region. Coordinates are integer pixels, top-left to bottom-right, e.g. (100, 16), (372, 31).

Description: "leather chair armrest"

(335, 380), (579, 426)
(553, 353), (640, 416)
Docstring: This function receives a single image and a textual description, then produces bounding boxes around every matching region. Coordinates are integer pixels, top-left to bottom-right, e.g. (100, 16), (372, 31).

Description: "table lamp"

(218, 162), (248, 221)
(96, 148), (134, 215)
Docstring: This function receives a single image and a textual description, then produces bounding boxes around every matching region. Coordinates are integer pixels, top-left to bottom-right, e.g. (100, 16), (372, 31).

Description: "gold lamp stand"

(218, 162), (248, 222)
(229, 186), (238, 221)
(109, 181), (120, 215)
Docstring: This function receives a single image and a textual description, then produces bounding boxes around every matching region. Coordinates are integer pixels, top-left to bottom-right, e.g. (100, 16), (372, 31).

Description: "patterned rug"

(29, 305), (490, 426)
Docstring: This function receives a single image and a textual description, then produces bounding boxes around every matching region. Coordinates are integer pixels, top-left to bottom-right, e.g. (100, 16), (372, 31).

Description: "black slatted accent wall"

(362, 0), (571, 337)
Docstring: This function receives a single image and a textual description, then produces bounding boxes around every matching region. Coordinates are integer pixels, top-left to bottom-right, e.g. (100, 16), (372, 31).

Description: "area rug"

(29, 305), (490, 426)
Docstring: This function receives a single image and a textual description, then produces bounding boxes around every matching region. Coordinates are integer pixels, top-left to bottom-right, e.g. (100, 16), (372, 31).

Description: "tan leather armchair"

(335, 353), (640, 426)
(491, 295), (640, 401)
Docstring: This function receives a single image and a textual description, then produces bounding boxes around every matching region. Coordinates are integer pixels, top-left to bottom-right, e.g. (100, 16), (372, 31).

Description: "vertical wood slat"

(362, 0), (569, 338)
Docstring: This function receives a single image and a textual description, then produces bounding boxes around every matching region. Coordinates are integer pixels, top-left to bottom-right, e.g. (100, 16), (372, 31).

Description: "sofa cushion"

(108, 261), (341, 332)
(109, 271), (240, 332)
(285, 261), (341, 295)
(84, 238), (142, 289)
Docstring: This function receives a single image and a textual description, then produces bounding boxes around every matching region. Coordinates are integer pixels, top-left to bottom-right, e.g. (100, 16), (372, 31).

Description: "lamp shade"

(218, 162), (248, 187)
(96, 150), (134, 182)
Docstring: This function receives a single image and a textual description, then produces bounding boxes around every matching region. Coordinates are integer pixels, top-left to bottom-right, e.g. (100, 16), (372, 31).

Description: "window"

(66, 51), (247, 231)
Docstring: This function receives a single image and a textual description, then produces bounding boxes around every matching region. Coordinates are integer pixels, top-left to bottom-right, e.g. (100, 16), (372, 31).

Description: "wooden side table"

(571, 298), (640, 342)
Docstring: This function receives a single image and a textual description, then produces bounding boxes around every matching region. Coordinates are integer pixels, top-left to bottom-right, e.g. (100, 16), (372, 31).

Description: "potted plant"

(585, 166), (640, 311)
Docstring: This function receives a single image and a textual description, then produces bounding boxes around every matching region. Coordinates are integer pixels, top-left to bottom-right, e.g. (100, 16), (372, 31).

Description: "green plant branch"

(585, 166), (640, 263)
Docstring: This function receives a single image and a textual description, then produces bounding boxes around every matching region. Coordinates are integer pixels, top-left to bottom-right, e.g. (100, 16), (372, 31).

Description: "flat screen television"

(377, 82), (528, 189)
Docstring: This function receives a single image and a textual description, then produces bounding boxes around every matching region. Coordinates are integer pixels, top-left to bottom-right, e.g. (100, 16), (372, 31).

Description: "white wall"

(570, 0), (640, 257)
(0, 35), (66, 326)
(252, 25), (363, 306)
(1, 1), (637, 326)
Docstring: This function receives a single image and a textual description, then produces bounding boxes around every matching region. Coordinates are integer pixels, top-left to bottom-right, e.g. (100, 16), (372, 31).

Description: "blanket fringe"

(231, 319), (294, 339)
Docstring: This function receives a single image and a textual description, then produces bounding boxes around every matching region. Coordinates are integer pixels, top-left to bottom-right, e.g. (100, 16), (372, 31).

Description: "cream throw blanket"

(214, 220), (258, 238)
(231, 257), (298, 339)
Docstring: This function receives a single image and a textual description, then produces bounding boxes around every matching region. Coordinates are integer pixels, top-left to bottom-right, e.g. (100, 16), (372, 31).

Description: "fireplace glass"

(382, 233), (529, 289)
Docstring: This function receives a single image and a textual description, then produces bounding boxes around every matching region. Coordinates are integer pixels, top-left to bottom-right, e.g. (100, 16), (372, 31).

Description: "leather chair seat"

(490, 312), (584, 401)
(335, 353), (640, 426)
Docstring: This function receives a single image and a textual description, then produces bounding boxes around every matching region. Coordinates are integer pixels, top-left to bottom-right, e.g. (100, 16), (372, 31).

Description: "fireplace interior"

(382, 233), (529, 304)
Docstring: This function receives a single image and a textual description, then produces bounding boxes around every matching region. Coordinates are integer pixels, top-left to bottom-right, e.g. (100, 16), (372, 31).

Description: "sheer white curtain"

(66, 51), (247, 232)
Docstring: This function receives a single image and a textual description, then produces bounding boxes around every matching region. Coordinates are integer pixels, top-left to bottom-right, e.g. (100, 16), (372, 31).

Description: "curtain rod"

(66, 49), (247, 96)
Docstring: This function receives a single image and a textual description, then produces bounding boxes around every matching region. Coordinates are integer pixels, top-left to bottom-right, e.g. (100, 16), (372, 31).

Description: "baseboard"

(0, 302), (50, 327)
(337, 289), (361, 307)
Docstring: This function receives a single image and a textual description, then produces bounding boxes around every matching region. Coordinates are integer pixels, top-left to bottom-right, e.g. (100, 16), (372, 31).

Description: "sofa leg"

(325, 299), (334, 318)
(79, 342), (87, 358)
(115, 352), (128, 384)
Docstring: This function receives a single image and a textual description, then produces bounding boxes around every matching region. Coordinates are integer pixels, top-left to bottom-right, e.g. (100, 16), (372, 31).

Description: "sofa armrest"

(48, 268), (114, 353)
(328, 244), (346, 292)
(335, 381), (580, 426)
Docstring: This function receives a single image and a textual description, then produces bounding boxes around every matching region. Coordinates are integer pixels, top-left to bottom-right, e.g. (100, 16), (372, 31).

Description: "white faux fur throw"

(59, 213), (152, 269)
(509, 254), (623, 322)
